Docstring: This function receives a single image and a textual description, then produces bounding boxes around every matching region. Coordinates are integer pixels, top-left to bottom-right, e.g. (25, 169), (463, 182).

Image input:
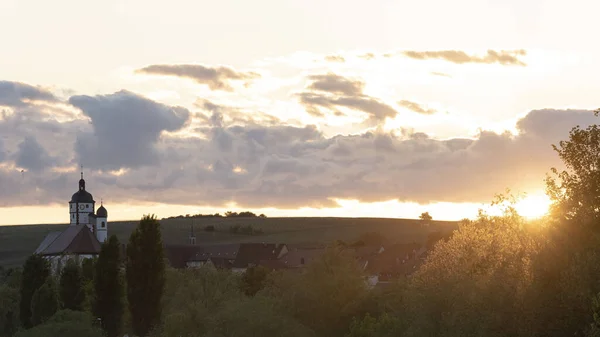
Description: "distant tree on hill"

(126, 215), (165, 337)
(59, 260), (85, 311)
(19, 254), (50, 328)
(419, 212), (432, 222)
(94, 235), (124, 337)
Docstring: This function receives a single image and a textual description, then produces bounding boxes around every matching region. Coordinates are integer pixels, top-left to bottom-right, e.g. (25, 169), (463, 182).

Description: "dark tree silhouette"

(59, 260), (85, 311)
(126, 215), (165, 337)
(30, 277), (58, 326)
(94, 235), (124, 337)
(19, 254), (50, 328)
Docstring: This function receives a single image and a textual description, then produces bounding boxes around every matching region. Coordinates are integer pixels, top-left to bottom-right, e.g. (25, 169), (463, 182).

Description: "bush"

(204, 225), (215, 232)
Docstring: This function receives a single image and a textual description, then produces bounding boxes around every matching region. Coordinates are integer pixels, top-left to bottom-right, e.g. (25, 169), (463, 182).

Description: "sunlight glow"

(514, 193), (552, 219)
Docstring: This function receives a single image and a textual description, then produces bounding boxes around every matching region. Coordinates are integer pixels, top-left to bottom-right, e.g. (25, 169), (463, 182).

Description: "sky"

(1, 0), (599, 225)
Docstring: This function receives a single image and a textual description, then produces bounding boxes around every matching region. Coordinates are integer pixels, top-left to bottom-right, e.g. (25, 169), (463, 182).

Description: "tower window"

(101, 221), (105, 228)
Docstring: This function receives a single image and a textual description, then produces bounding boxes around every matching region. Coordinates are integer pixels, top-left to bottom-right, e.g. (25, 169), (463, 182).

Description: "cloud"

(1, 81), (598, 212)
(0, 80), (57, 107)
(402, 49), (527, 66)
(0, 138), (5, 162)
(307, 73), (364, 96)
(398, 100), (437, 115)
(297, 73), (398, 124)
(14, 136), (56, 172)
(69, 90), (190, 170)
(136, 64), (261, 91)
(431, 72), (452, 78)
(359, 53), (375, 60)
(324, 55), (346, 63)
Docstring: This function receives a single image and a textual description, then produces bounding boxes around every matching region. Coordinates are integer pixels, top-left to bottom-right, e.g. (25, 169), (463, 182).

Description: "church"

(34, 170), (109, 269)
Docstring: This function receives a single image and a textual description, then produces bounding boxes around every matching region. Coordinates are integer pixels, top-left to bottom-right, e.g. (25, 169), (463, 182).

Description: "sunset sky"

(1, 0), (599, 225)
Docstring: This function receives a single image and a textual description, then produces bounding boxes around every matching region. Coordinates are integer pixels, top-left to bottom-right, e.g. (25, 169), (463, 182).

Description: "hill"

(0, 217), (457, 268)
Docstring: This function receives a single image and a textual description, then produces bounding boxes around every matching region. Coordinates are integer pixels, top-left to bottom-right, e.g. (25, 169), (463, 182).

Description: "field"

(0, 217), (458, 268)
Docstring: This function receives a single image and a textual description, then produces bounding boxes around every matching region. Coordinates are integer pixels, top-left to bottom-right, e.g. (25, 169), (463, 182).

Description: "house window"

(101, 222), (105, 228)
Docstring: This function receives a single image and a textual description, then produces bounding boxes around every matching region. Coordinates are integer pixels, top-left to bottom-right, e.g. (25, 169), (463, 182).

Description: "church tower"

(95, 200), (108, 243)
(69, 168), (95, 228)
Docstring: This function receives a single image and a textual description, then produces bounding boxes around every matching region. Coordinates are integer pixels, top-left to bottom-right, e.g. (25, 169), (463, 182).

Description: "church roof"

(35, 225), (101, 256)
(96, 205), (107, 217)
(70, 190), (94, 203)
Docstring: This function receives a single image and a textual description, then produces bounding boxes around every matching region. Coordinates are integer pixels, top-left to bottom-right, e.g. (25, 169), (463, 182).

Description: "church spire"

(79, 165), (86, 191)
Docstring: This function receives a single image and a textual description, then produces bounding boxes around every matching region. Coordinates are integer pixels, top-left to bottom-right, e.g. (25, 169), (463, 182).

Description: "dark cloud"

(136, 64), (261, 91)
(298, 74), (398, 125)
(307, 73), (364, 96)
(402, 49), (527, 66)
(69, 90), (190, 170)
(0, 80), (57, 107)
(14, 136), (56, 172)
(398, 100), (437, 115)
(324, 55), (346, 63)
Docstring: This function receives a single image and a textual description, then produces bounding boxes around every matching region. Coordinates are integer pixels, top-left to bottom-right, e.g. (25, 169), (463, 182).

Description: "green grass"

(0, 217), (458, 268)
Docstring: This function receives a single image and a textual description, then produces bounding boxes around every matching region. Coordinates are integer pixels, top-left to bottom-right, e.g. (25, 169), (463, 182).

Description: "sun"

(514, 193), (552, 219)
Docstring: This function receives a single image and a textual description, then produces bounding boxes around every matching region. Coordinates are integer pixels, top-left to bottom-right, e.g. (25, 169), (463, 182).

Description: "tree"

(546, 109), (600, 227)
(94, 235), (124, 337)
(158, 267), (243, 337)
(419, 212), (432, 223)
(205, 296), (314, 337)
(241, 266), (270, 296)
(19, 255), (50, 328)
(126, 214), (166, 337)
(263, 248), (369, 337)
(0, 285), (20, 337)
(30, 277), (59, 326)
(59, 260), (85, 311)
(13, 310), (103, 337)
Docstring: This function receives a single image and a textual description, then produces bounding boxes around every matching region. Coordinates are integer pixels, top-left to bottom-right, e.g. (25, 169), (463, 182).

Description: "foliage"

(94, 235), (124, 337)
(13, 310), (103, 337)
(346, 313), (405, 337)
(229, 224), (263, 235)
(162, 210), (264, 220)
(0, 285), (20, 337)
(59, 260), (85, 311)
(262, 248), (369, 337)
(30, 277), (58, 327)
(80, 257), (96, 283)
(419, 212), (432, 222)
(204, 225), (215, 232)
(204, 295), (314, 337)
(240, 266), (271, 296)
(157, 267), (242, 337)
(546, 110), (600, 227)
(0, 268), (22, 289)
(405, 196), (542, 337)
(126, 214), (166, 337)
(19, 255), (49, 329)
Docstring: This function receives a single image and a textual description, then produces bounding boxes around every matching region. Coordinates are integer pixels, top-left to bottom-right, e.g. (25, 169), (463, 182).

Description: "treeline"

(162, 211), (266, 220)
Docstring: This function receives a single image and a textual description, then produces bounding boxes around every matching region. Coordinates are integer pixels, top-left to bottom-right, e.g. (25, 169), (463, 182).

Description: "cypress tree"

(30, 277), (59, 326)
(59, 260), (85, 311)
(19, 254), (50, 328)
(126, 215), (165, 337)
(94, 235), (124, 337)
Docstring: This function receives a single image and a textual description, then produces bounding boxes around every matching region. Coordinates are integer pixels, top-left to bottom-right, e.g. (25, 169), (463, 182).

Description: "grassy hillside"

(0, 217), (458, 268)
